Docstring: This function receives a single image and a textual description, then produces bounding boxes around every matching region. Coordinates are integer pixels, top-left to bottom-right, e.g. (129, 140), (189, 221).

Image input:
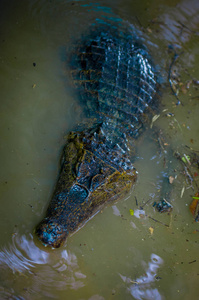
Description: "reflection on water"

(0, 234), (86, 299)
(159, 0), (199, 45)
(120, 254), (163, 300)
(0, 0), (199, 299)
(0, 234), (49, 273)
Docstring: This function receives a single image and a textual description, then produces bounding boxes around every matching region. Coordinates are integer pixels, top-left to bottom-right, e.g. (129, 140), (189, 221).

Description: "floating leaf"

(190, 199), (199, 216)
(150, 114), (160, 128)
(182, 154), (191, 164)
(129, 209), (134, 216)
(190, 193), (199, 218)
(149, 227), (154, 235)
(181, 84), (187, 94)
(182, 157), (186, 163)
(169, 176), (174, 184)
(181, 186), (185, 198)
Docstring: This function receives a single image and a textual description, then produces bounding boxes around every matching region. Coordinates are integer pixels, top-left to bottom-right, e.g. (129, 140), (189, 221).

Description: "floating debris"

(149, 227), (154, 235)
(129, 209), (134, 216)
(169, 176), (175, 184)
(154, 199), (173, 213)
(150, 114), (160, 128)
(168, 47), (181, 105)
(148, 216), (169, 227)
(182, 154), (191, 165)
(180, 186), (185, 198)
(190, 193), (199, 222)
(133, 209), (146, 219)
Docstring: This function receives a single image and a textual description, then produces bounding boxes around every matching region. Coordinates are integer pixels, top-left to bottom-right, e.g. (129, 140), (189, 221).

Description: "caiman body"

(35, 22), (157, 248)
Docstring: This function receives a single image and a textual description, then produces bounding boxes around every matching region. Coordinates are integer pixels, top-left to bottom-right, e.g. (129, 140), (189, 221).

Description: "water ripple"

(120, 253), (164, 300)
(0, 233), (86, 299)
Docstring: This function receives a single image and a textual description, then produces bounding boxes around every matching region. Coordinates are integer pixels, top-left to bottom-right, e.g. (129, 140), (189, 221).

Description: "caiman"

(35, 20), (157, 248)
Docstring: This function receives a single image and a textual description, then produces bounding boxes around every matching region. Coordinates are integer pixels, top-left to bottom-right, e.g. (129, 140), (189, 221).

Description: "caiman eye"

(68, 184), (89, 204)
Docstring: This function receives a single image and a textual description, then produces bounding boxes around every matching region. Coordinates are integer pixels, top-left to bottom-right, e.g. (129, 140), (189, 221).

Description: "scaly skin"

(36, 129), (137, 248)
(35, 22), (157, 248)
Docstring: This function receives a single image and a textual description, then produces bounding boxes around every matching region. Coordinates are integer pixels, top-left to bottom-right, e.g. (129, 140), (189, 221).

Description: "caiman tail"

(35, 21), (157, 248)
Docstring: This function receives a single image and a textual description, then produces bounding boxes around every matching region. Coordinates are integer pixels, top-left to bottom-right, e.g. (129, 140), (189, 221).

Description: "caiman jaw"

(35, 130), (137, 248)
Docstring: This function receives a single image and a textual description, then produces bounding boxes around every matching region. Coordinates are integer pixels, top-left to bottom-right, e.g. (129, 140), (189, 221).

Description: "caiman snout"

(35, 130), (137, 248)
(35, 219), (68, 248)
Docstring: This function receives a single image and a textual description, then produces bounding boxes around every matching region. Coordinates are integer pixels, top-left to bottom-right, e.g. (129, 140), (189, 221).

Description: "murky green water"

(0, 0), (199, 299)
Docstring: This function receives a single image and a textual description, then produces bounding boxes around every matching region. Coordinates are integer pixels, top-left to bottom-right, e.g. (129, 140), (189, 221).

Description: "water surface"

(0, 0), (199, 299)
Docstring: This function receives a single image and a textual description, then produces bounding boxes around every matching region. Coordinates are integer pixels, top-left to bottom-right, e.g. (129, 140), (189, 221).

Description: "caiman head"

(35, 129), (137, 248)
